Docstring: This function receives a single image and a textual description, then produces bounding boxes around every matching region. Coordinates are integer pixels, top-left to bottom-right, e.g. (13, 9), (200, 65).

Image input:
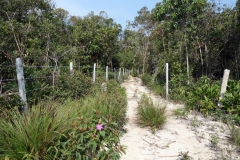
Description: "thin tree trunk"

(185, 39), (190, 85)
(179, 43), (182, 67)
(45, 33), (50, 65)
(236, 50), (239, 79)
(142, 40), (150, 74)
(197, 39), (203, 76)
(205, 42), (209, 76)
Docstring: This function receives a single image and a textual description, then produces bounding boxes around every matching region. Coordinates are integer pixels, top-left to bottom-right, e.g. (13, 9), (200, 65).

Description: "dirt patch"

(120, 77), (240, 160)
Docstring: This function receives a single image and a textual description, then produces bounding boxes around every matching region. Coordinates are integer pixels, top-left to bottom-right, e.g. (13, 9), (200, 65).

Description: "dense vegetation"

(2, 0), (240, 158)
(0, 77), (127, 159)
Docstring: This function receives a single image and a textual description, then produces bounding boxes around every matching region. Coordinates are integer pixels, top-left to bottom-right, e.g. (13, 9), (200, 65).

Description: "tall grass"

(0, 102), (74, 159)
(137, 94), (166, 132)
(77, 80), (127, 129)
(0, 79), (127, 159)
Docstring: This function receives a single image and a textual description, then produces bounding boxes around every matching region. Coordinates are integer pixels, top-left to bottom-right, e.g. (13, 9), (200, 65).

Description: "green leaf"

(100, 130), (106, 137)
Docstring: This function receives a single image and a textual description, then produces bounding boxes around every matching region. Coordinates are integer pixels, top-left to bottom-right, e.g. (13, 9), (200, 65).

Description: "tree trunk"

(179, 43), (182, 67)
(142, 40), (150, 74)
(185, 39), (190, 85)
(197, 39), (203, 76)
(205, 42), (209, 76)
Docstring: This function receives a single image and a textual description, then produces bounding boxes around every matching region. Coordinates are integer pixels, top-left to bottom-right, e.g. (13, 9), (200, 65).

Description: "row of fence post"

(14, 58), (230, 113)
(15, 59), (130, 113)
(91, 63), (129, 83)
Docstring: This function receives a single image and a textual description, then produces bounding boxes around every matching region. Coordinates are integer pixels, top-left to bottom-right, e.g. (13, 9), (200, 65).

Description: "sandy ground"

(120, 77), (240, 160)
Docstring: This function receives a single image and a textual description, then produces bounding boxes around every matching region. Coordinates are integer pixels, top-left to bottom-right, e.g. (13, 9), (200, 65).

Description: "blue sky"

(54, 0), (237, 29)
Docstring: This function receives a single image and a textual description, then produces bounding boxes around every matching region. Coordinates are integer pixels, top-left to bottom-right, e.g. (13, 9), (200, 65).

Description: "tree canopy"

(1, 0), (240, 81)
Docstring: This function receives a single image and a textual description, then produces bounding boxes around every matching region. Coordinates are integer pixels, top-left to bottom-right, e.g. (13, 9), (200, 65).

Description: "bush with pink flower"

(47, 110), (126, 159)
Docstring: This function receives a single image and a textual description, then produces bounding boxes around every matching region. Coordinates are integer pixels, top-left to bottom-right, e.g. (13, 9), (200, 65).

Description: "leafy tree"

(0, 0), (54, 65)
(72, 11), (121, 68)
(153, 0), (207, 83)
(118, 7), (155, 73)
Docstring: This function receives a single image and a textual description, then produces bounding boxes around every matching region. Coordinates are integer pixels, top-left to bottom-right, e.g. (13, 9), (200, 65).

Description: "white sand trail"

(120, 77), (240, 160)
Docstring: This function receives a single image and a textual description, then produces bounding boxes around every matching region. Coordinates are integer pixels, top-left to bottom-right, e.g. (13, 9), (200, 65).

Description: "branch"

(0, 50), (14, 63)
(4, 11), (22, 55)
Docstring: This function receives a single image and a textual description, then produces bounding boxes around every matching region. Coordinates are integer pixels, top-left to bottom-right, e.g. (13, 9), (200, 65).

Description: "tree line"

(121, 0), (240, 82)
(1, 0), (240, 82)
(0, 0), (121, 70)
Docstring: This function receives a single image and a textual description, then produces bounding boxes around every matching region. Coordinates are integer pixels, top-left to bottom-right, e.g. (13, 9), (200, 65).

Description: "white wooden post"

(218, 69), (230, 107)
(106, 66), (108, 81)
(123, 68), (125, 76)
(166, 63), (169, 99)
(93, 63), (96, 83)
(70, 62), (73, 75)
(16, 58), (27, 113)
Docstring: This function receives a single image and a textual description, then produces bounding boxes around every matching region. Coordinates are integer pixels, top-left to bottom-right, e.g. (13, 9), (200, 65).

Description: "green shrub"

(0, 95), (22, 111)
(221, 80), (240, 117)
(0, 79), (127, 159)
(0, 66), (20, 110)
(54, 71), (93, 100)
(150, 83), (166, 98)
(168, 73), (189, 102)
(140, 73), (166, 97)
(48, 110), (126, 160)
(47, 80), (127, 159)
(173, 108), (189, 119)
(141, 73), (152, 86)
(137, 94), (166, 133)
(185, 76), (220, 116)
(0, 103), (73, 160)
(79, 80), (127, 129)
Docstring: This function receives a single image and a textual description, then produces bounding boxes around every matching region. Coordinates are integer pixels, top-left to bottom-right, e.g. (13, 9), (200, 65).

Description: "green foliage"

(221, 80), (240, 117)
(178, 151), (193, 160)
(209, 135), (220, 149)
(0, 0), (122, 111)
(137, 94), (166, 133)
(0, 79), (127, 159)
(116, 51), (134, 69)
(72, 12), (121, 67)
(228, 123), (240, 147)
(55, 71), (93, 99)
(173, 108), (189, 119)
(186, 76), (220, 116)
(141, 73), (152, 86)
(0, 66), (21, 111)
(140, 73), (166, 97)
(0, 103), (73, 160)
(79, 80), (127, 129)
(169, 73), (189, 102)
(150, 83), (166, 97)
(153, 0), (207, 30)
(48, 110), (125, 159)
(190, 116), (201, 128)
(0, 95), (22, 111)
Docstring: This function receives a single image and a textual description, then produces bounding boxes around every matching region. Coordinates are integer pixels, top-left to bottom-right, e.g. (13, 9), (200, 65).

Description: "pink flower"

(96, 124), (103, 131)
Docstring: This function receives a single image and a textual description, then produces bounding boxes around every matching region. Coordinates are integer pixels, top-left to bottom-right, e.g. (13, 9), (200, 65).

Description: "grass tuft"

(137, 94), (166, 133)
(0, 79), (127, 159)
(0, 103), (73, 160)
(172, 107), (189, 119)
(228, 123), (240, 147)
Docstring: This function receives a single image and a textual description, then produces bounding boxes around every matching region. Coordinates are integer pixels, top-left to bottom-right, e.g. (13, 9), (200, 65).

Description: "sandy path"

(120, 77), (240, 160)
